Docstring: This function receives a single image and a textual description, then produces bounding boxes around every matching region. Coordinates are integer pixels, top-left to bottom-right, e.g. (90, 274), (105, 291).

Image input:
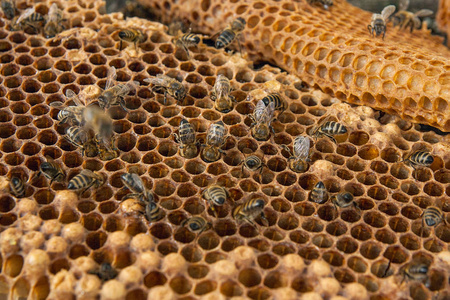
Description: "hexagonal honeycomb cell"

(0, 0), (449, 299)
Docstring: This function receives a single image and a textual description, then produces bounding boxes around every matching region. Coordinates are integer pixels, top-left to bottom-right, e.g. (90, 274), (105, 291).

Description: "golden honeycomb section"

(0, 0), (449, 299)
(139, 0), (450, 132)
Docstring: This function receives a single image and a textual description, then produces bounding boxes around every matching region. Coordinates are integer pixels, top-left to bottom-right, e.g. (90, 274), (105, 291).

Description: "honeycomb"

(437, 0), (450, 47)
(139, 0), (450, 133)
(0, 0), (449, 299)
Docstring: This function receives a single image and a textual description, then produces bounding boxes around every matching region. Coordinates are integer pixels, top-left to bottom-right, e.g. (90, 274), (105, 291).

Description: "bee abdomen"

(410, 151), (433, 166)
(423, 206), (443, 227)
(68, 174), (92, 190)
(207, 186), (226, 205)
(10, 176), (25, 197)
(182, 33), (200, 46)
(309, 181), (328, 204)
(216, 29), (235, 49)
(245, 156), (262, 171)
(322, 121), (347, 134)
(262, 94), (283, 110)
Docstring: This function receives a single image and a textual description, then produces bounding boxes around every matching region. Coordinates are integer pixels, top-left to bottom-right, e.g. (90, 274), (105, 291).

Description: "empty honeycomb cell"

(389, 217), (409, 233)
(16, 127), (37, 140)
(30, 47), (48, 57)
(351, 224), (372, 241)
(356, 171), (377, 186)
(10, 102), (30, 114)
(378, 202), (399, 217)
(5, 77), (21, 88)
(400, 206), (422, 220)
(367, 186), (387, 201)
(113, 120), (132, 134)
(22, 142), (41, 156)
(390, 164), (409, 180)
(322, 250), (344, 267)
(423, 182), (444, 196)
(363, 212), (387, 228)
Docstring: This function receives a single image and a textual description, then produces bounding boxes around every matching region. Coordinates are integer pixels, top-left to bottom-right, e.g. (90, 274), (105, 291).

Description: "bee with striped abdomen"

(10, 7), (44, 33)
(420, 206), (446, 237)
(400, 261), (428, 284)
(331, 192), (359, 217)
(173, 29), (200, 58)
(402, 150), (434, 170)
(368, 5), (396, 39)
(307, 0), (333, 10)
(309, 181), (328, 204)
(214, 17), (246, 54)
(83, 105), (115, 151)
(50, 89), (86, 126)
(145, 201), (164, 222)
(181, 216), (211, 235)
(118, 28), (146, 50)
(241, 155), (265, 179)
(249, 100), (275, 141)
(120, 173), (145, 198)
(233, 198), (269, 227)
(261, 94), (286, 116)
(35, 156), (65, 185)
(311, 117), (347, 144)
(44, 3), (64, 38)
(9, 176), (25, 198)
(144, 74), (187, 105)
(98, 67), (139, 112)
(282, 135), (311, 173)
(202, 184), (229, 217)
(173, 119), (198, 158)
(392, 0), (433, 33)
(1, 0), (16, 19)
(201, 121), (227, 163)
(65, 126), (98, 157)
(67, 169), (104, 194)
(211, 74), (235, 113)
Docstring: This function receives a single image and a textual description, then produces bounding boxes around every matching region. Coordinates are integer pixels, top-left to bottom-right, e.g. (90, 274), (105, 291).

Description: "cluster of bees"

(1, 0), (447, 286)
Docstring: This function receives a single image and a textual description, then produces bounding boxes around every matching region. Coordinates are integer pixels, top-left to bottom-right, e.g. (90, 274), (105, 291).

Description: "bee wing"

(293, 136), (310, 160)
(131, 173), (145, 191)
(105, 67), (117, 90)
(48, 3), (58, 16)
(49, 101), (65, 108)
(117, 81), (139, 96)
(398, 0), (409, 12)
(260, 102), (275, 124)
(254, 100), (266, 121)
(144, 75), (166, 86)
(381, 5), (396, 20)
(414, 9), (433, 17)
(79, 169), (95, 177)
(16, 7), (35, 24)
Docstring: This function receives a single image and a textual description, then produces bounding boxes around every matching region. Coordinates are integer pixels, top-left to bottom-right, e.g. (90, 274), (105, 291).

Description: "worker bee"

(65, 126), (98, 157)
(118, 28), (146, 50)
(420, 206), (446, 237)
(89, 263), (118, 282)
(309, 181), (328, 204)
(173, 119), (198, 158)
(400, 261), (428, 284)
(261, 94), (286, 116)
(203, 184), (229, 217)
(10, 7), (44, 33)
(173, 29), (200, 58)
(83, 105), (115, 150)
(241, 155), (265, 179)
(392, 0), (433, 32)
(282, 135), (311, 173)
(201, 121), (227, 163)
(9, 176), (25, 198)
(401, 150), (434, 170)
(97, 144), (119, 161)
(210, 74), (235, 113)
(214, 17), (246, 53)
(145, 201), (163, 222)
(331, 192), (359, 217)
(67, 169), (104, 194)
(233, 198), (269, 227)
(249, 100), (275, 141)
(181, 216), (211, 235)
(144, 74), (187, 105)
(368, 5), (396, 39)
(35, 156), (65, 185)
(44, 3), (64, 38)
(98, 67), (139, 112)
(120, 173), (145, 198)
(307, 0), (333, 10)
(311, 118), (347, 144)
(1, 0), (16, 20)
(50, 89), (87, 126)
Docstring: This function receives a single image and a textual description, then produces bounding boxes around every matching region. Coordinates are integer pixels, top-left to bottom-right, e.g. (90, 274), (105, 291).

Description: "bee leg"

(81, 181), (95, 196)
(119, 98), (128, 112)
(119, 40), (123, 51)
(244, 217), (257, 228)
(180, 218), (188, 227)
(236, 36), (243, 56)
(260, 212), (269, 227)
(382, 260), (391, 278)
(240, 163), (245, 179)
(163, 91), (168, 105)
(181, 42), (190, 59)
(325, 133), (337, 144)
(367, 25), (372, 36)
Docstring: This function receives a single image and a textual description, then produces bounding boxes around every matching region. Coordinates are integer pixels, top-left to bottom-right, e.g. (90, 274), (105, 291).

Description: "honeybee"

(309, 181), (328, 204)
(83, 106), (115, 150)
(202, 184), (229, 217)
(233, 198), (269, 227)
(118, 28), (146, 51)
(249, 100), (275, 141)
(65, 126), (98, 157)
(1, 0), (16, 20)
(210, 74), (235, 113)
(201, 121), (227, 163)
(97, 144), (119, 161)
(400, 261), (428, 284)
(9, 176), (25, 198)
(420, 206), (446, 237)
(98, 67), (139, 112)
(145, 201), (164, 222)
(261, 93), (286, 116)
(44, 3), (64, 38)
(67, 169), (104, 194)
(311, 118), (347, 144)
(214, 17), (246, 53)
(35, 156), (65, 185)
(401, 150), (434, 170)
(281, 136), (311, 173)
(120, 173), (145, 198)
(241, 155), (265, 179)
(144, 74), (187, 105)
(331, 192), (359, 217)
(50, 89), (87, 126)
(10, 7), (44, 33)
(89, 263), (118, 282)
(392, 0), (433, 32)
(173, 119), (198, 158)
(181, 216), (211, 235)
(307, 0), (333, 10)
(173, 29), (200, 58)
(368, 5), (396, 39)
(119, 198), (146, 217)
